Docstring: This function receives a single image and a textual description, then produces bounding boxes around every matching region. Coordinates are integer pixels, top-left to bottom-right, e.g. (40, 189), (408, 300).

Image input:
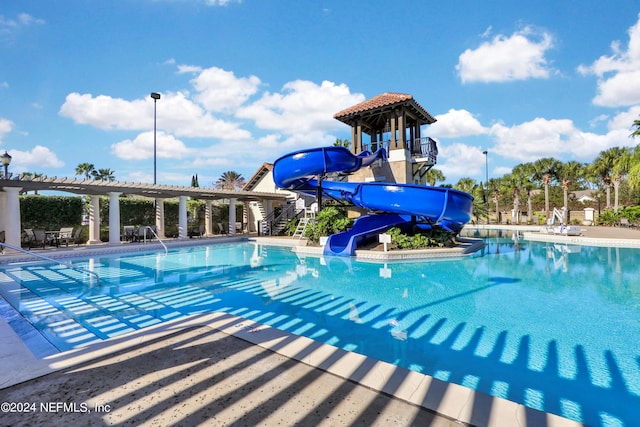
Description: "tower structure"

(333, 92), (438, 184)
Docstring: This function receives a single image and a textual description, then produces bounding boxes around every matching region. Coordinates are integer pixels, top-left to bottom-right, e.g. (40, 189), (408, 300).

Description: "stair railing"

(0, 242), (101, 286)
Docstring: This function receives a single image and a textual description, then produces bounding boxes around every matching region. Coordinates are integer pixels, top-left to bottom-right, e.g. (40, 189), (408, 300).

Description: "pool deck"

(2, 229), (635, 426)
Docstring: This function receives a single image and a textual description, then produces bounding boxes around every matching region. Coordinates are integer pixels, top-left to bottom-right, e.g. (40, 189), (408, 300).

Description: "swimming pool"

(0, 238), (638, 426)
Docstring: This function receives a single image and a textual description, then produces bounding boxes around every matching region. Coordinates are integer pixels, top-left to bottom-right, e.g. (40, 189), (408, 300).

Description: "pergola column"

(88, 195), (101, 244)
(108, 192), (122, 245)
(228, 198), (236, 235)
(243, 201), (252, 233)
(204, 200), (213, 236)
(155, 198), (165, 239)
(178, 196), (188, 239)
(3, 187), (22, 248)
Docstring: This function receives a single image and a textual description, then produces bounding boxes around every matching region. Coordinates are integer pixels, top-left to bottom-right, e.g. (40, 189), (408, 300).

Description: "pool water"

(1, 238), (639, 426)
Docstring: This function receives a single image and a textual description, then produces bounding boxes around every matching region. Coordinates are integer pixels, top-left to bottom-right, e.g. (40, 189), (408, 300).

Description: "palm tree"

(453, 177), (476, 194)
(589, 147), (625, 210)
(92, 168), (116, 181)
(531, 158), (562, 221)
(424, 168), (445, 187)
(559, 161), (585, 222)
(333, 138), (351, 149)
(487, 178), (502, 223)
(454, 177), (486, 221)
(631, 116), (640, 138)
(75, 163), (95, 180)
(512, 163), (537, 224)
(215, 171), (245, 191)
(622, 144), (640, 191)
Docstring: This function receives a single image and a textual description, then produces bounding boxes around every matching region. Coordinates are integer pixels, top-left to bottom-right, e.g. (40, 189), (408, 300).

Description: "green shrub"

(20, 195), (84, 229)
(305, 205), (353, 243)
(387, 226), (456, 249)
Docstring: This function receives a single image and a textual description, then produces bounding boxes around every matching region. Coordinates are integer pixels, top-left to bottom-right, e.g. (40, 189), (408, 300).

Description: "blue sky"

(2, 1), (640, 187)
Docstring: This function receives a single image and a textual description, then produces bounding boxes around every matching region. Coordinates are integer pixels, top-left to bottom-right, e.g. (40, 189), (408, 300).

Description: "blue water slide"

(272, 146), (474, 256)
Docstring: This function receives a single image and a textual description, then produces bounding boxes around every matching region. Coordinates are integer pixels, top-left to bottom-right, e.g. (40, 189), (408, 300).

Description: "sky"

(2, 0), (640, 188)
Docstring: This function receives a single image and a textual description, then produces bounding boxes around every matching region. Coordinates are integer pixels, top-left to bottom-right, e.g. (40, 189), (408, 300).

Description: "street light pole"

(1, 150), (12, 179)
(150, 92), (161, 185)
(483, 150), (489, 223)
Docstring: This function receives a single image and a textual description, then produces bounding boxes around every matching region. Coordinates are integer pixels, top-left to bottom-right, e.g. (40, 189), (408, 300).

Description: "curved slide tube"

(273, 147), (473, 256)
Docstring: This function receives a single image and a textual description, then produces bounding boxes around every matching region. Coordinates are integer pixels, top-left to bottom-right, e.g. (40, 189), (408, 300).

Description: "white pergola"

(0, 176), (288, 249)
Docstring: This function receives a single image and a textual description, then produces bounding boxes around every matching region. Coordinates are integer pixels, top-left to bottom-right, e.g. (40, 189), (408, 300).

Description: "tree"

(191, 174), (199, 188)
(512, 163), (536, 223)
(91, 168), (116, 181)
(333, 138), (351, 149)
(589, 147), (625, 210)
(531, 158), (562, 220)
(487, 178), (502, 223)
(559, 161), (585, 221)
(454, 177), (486, 221)
(424, 168), (445, 187)
(75, 163), (95, 179)
(631, 116), (640, 138)
(215, 171), (245, 191)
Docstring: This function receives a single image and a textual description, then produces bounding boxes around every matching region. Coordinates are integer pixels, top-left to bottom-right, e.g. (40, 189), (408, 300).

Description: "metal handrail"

(143, 226), (168, 255)
(0, 242), (101, 286)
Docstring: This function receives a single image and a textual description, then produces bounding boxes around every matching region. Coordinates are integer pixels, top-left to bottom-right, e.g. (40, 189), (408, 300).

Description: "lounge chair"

(619, 218), (631, 228)
(217, 223), (228, 235)
(122, 225), (136, 242)
(24, 228), (46, 249)
(189, 224), (205, 238)
(58, 227), (74, 247)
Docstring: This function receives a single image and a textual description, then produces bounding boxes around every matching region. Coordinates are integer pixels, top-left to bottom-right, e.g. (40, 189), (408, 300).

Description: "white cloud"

(177, 64), (203, 74)
(191, 66), (261, 112)
(0, 13), (44, 32)
(457, 26), (555, 83)
(487, 109), (640, 163)
(59, 91), (250, 139)
(237, 80), (365, 134)
(9, 145), (64, 172)
(0, 118), (13, 143)
(429, 109), (488, 138)
(578, 14), (640, 107)
(111, 131), (190, 160)
(437, 143), (487, 179)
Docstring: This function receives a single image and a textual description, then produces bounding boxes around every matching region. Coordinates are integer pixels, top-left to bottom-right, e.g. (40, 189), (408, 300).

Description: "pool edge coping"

(0, 312), (584, 427)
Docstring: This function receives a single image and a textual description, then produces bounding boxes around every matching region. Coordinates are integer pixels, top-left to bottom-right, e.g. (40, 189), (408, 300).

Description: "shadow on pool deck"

(0, 234), (605, 426)
(0, 324), (463, 426)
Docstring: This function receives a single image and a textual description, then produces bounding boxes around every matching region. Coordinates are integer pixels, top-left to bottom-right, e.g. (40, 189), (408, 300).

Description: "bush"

(20, 195), (84, 229)
(305, 205), (353, 243)
(387, 226), (456, 249)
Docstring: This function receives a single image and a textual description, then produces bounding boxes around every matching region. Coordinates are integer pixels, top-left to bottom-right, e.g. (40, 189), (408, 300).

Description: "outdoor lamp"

(150, 92), (161, 185)
(1, 150), (11, 179)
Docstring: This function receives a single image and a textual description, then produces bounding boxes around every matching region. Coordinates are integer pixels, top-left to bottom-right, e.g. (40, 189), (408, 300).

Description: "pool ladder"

(141, 226), (168, 255)
(0, 242), (101, 286)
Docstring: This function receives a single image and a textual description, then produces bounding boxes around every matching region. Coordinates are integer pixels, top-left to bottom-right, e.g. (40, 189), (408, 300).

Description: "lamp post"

(1, 150), (11, 179)
(482, 150), (489, 223)
(150, 92), (161, 185)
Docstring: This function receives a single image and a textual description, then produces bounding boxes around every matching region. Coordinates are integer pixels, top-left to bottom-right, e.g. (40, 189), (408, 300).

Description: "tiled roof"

(333, 92), (435, 124)
(334, 93), (413, 118)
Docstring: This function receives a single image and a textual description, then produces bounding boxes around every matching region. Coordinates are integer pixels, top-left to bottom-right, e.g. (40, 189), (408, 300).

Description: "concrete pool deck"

(2, 229), (636, 426)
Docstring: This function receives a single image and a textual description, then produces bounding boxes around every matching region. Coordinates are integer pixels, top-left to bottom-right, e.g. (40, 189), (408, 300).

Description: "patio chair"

(24, 228), (46, 249)
(189, 224), (205, 238)
(217, 223), (228, 235)
(122, 225), (136, 242)
(0, 230), (4, 253)
(58, 227), (75, 247)
(618, 218), (631, 228)
(72, 227), (83, 245)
